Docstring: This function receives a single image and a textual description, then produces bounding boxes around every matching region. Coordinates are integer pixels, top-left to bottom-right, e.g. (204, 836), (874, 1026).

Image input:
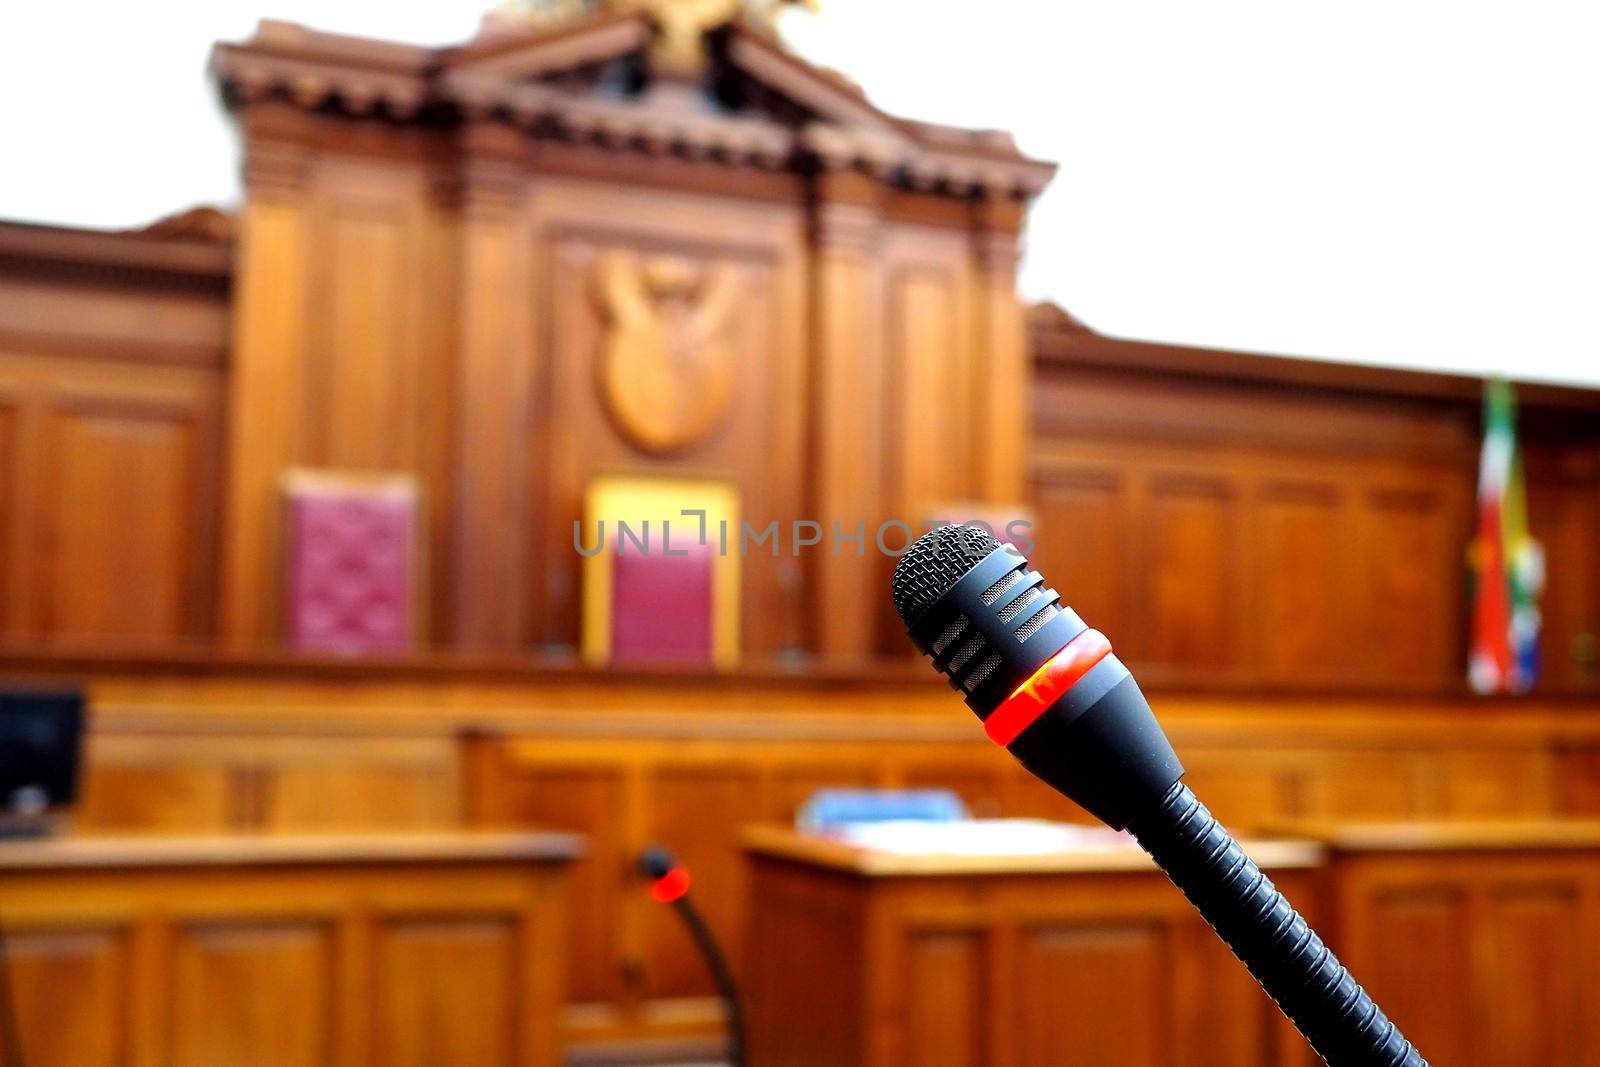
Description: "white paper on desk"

(827, 819), (1135, 856)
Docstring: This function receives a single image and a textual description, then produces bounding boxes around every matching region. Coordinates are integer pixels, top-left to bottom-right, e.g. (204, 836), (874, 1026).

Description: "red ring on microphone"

(649, 866), (691, 903)
(984, 629), (1113, 747)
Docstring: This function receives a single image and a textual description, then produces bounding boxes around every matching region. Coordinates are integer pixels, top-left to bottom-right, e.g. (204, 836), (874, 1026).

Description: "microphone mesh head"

(892, 525), (1002, 625)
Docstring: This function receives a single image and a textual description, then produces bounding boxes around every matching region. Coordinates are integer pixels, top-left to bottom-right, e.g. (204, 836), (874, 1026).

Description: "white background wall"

(3, 1), (1597, 385)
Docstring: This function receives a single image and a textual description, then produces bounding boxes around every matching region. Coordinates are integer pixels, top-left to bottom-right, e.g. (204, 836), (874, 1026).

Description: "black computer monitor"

(0, 688), (83, 835)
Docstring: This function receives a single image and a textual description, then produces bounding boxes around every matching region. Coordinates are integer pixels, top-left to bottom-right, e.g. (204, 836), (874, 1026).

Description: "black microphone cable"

(638, 845), (746, 1067)
(0, 918), (23, 1067)
(892, 524), (1425, 1067)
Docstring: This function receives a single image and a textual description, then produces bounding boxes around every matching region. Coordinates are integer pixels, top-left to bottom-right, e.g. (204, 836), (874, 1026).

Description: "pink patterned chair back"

(282, 472), (418, 654)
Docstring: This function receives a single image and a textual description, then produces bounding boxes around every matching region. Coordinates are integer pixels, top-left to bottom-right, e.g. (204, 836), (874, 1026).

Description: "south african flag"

(1468, 379), (1545, 694)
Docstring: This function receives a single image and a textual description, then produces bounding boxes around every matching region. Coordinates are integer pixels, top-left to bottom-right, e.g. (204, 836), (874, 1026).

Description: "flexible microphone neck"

(639, 846), (747, 1067)
(894, 526), (1427, 1067)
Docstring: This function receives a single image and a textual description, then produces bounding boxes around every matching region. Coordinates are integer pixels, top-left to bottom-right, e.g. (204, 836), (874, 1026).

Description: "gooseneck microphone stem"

(639, 846), (746, 1067)
(668, 895), (747, 1067)
(1129, 783), (1424, 1067)
(893, 526), (1429, 1067)
(0, 921), (23, 1067)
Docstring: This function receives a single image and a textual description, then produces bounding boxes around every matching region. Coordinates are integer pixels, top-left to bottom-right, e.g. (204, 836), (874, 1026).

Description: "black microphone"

(638, 846), (747, 1067)
(892, 524), (1426, 1067)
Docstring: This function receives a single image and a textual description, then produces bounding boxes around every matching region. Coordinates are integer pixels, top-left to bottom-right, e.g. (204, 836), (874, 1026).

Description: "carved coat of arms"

(593, 250), (741, 454)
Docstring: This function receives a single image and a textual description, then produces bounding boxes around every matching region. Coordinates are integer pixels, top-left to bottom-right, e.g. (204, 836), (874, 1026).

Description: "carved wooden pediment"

(211, 8), (1056, 200)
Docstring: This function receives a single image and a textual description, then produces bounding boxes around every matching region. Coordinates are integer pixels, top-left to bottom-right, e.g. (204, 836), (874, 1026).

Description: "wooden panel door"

(882, 227), (976, 515)
(1355, 478), (1467, 687)
(1012, 922), (1170, 1066)
(1032, 464), (1130, 644)
(1337, 883), (1474, 1065)
(1137, 471), (1244, 676)
(902, 928), (989, 1067)
(1479, 884), (1586, 1066)
(1527, 474), (1600, 691)
(0, 352), (220, 642)
(6, 927), (131, 1067)
(1333, 852), (1600, 1067)
(1251, 476), (1352, 687)
(374, 917), (520, 1067)
(169, 921), (337, 1067)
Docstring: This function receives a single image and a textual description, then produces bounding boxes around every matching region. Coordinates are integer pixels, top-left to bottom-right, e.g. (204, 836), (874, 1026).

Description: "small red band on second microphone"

(984, 629), (1113, 747)
(650, 867), (691, 903)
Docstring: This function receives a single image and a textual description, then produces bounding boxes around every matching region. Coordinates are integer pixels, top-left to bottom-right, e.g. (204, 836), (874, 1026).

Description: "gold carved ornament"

(620, 0), (820, 67)
(592, 251), (742, 454)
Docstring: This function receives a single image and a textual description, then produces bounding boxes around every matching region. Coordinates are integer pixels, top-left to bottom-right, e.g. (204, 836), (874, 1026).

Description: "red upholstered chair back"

(610, 537), (715, 665)
(282, 471), (419, 654)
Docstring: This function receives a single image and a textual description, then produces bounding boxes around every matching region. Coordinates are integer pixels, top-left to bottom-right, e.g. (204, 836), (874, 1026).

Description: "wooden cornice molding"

(134, 205), (235, 244)
(0, 217), (232, 292)
(210, 15), (1057, 202)
(451, 77), (795, 168)
(719, 23), (896, 133)
(1029, 301), (1600, 417)
(440, 9), (652, 77)
(210, 19), (433, 118)
(1029, 300), (1094, 336)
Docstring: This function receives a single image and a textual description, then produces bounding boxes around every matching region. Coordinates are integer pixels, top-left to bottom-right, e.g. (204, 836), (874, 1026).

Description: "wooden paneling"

(10, 655), (1591, 1052)
(44, 396), (205, 637)
(525, 180), (807, 658)
(808, 176), (888, 660)
(170, 921), (335, 1067)
(971, 202), (1028, 505)
(0, 659), (1594, 1057)
(375, 918), (519, 1067)
(2, 17), (1598, 677)
(1033, 437), (1472, 692)
(742, 861), (864, 1067)
(1358, 887), (1473, 1065)
(1322, 827), (1600, 1067)
(223, 134), (459, 649)
(645, 767), (761, 1000)
(1014, 923), (1168, 1066)
(1254, 479), (1347, 685)
(452, 693), (1587, 1053)
(1483, 885), (1586, 1065)
(883, 227), (975, 516)
(474, 764), (628, 1008)
(0, 832), (575, 1067)
(465, 736), (926, 1047)
(1141, 473), (1240, 673)
(0, 353), (220, 642)
(1030, 313), (1600, 696)
(6, 928), (129, 1066)
(1527, 449), (1600, 691)
(1357, 481), (1464, 684)
(746, 839), (1316, 1067)
(902, 929), (986, 1067)
(77, 732), (462, 832)
(1033, 468), (1128, 645)
(450, 132), (526, 650)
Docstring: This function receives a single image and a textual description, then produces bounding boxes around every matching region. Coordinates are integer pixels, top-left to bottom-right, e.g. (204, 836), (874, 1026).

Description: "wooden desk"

(0, 830), (582, 1067)
(1287, 820), (1600, 1067)
(742, 826), (1323, 1067)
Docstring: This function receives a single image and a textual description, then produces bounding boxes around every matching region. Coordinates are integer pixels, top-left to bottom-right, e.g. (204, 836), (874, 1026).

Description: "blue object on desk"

(796, 788), (970, 831)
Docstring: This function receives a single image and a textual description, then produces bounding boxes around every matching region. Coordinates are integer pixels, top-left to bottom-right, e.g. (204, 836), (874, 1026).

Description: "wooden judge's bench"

(0, 830), (581, 1067)
(0, 0), (1598, 1063)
